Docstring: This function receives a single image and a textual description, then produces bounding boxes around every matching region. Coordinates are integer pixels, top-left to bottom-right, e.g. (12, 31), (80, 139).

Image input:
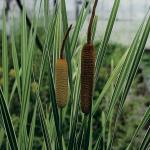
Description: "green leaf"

(107, 15), (150, 120)
(70, 0), (90, 56)
(0, 88), (18, 150)
(101, 112), (106, 150)
(92, 49), (128, 115)
(68, 70), (81, 149)
(47, 54), (62, 149)
(127, 106), (150, 150)
(106, 13), (150, 149)
(118, 14), (150, 114)
(11, 31), (22, 103)
(18, 8), (39, 149)
(38, 97), (52, 150)
(139, 127), (150, 150)
(44, 0), (49, 29)
(75, 116), (85, 150)
(95, 0), (120, 81)
(21, 8), (27, 94)
(0, 128), (5, 148)
(37, 6), (60, 149)
(28, 101), (37, 150)
(2, 12), (9, 102)
(38, 6), (58, 88)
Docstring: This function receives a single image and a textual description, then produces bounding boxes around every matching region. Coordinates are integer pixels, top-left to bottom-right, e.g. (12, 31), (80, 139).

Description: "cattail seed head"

(56, 59), (68, 108)
(81, 0), (98, 114)
(55, 25), (72, 109)
(81, 44), (96, 114)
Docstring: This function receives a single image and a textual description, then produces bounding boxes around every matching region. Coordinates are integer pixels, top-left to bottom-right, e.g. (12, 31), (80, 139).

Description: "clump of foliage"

(0, 0), (150, 150)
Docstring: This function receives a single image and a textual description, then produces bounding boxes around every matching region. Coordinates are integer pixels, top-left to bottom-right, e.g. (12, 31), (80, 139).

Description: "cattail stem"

(87, 0), (98, 43)
(60, 24), (72, 59)
(83, 115), (88, 149)
(59, 109), (63, 150)
(83, 112), (92, 150)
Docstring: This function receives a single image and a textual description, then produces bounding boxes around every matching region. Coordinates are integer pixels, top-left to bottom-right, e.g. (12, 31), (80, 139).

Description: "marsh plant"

(0, 0), (150, 150)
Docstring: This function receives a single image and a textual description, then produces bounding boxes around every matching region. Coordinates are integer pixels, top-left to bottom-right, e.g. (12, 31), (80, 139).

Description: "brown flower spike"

(81, 0), (98, 114)
(56, 25), (72, 108)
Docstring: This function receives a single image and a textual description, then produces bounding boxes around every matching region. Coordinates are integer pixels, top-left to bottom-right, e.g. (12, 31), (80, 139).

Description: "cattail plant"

(81, 0), (98, 114)
(1, 0), (150, 149)
(55, 25), (72, 108)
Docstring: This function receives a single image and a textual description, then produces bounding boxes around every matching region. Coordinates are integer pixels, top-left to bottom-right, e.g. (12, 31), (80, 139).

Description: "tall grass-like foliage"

(0, 0), (150, 150)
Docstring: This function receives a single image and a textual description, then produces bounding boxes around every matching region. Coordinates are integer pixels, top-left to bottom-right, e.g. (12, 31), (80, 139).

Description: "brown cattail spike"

(56, 25), (72, 108)
(56, 59), (68, 108)
(81, 44), (96, 114)
(60, 24), (72, 59)
(81, 0), (98, 114)
(87, 0), (98, 43)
